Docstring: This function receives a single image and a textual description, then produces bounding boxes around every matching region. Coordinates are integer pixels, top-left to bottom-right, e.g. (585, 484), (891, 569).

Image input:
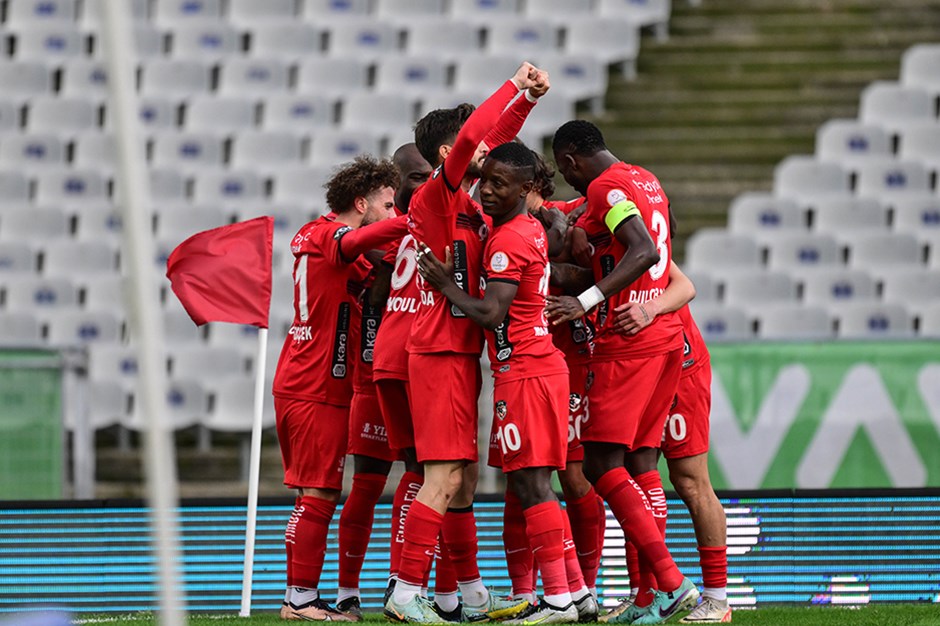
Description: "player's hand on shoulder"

(511, 62), (538, 90)
(545, 294), (585, 325)
(613, 301), (653, 335)
(415, 243), (454, 291)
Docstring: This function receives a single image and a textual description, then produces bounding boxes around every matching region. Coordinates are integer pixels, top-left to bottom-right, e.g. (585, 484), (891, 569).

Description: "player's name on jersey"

(386, 295), (419, 313)
(629, 286), (666, 304)
(289, 324), (313, 341)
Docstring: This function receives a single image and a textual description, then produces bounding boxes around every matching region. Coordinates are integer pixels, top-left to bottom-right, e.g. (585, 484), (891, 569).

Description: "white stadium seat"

(0, 61), (53, 101)
(74, 205), (123, 241)
(203, 376), (275, 433)
(7, 0), (77, 25)
(230, 131), (303, 171)
(72, 133), (121, 171)
(125, 380), (209, 432)
(307, 130), (380, 167)
(811, 197), (889, 234)
(404, 17), (483, 61)
(152, 132), (225, 169)
(153, 0), (223, 25)
(597, 0), (671, 40)
(218, 58), (291, 96)
(836, 302), (914, 339)
(0, 101), (21, 132)
(727, 193), (807, 242)
(141, 59), (212, 97)
(0, 206), (70, 240)
(340, 93), (417, 136)
(722, 270), (798, 309)
(564, 17), (640, 79)
(81, 0), (150, 26)
(155, 205), (231, 241)
(0, 172), (31, 204)
(134, 97), (180, 131)
(0, 242), (39, 273)
(162, 307), (207, 346)
(454, 56), (527, 102)
(854, 159), (931, 200)
(45, 310), (123, 345)
(764, 232), (842, 270)
(60, 60), (109, 100)
(688, 302), (754, 342)
(374, 56), (449, 97)
(169, 22), (242, 60)
(184, 96), (257, 133)
(326, 19), (402, 60)
(273, 166), (333, 207)
(81, 275), (126, 311)
(374, 0), (446, 25)
(918, 302), (940, 337)
(815, 119), (892, 168)
(898, 123), (940, 173)
(0, 134), (67, 168)
(296, 57), (370, 100)
(522, 0), (593, 25)
(859, 82), (934, 134)
(193, 170), (266, 205)
(262, 94), (334, 131)
(756, 303), (835, 341)
(538, 54), (608, 114)
(485, 18), (559, 57)
(900, 43), (940, 96)
(684, 228), (762, 272)
(42, 240), (119, 276)
(773, 155), (851, 206)
(846, 232), (923, 270)
(0, 312), (43, 346)
(35, 169), (109, 205)
(800, 267), (877, 306)
(515, 93), (575, 149)
(27, 97), (99, 135)
(450, 0), (520, 26)
(879, 268), (940, 307)
(4, 276), (79, 311)
(250, 23), (325, 61)
(228, 0), (297, 27)
(86, 381), (129, 430)
(14, 26), (86, 61)
(892, 193), (940, 242)
(301, 0), (371, 21)
(170, 346), (247, 381)
(683, 269), (719, 302)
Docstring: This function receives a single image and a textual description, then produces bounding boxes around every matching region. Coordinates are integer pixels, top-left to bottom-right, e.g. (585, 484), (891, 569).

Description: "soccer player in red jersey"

(546, 121), (700, 624)
(273, 156), (408, 622)
(416, 141), (589, 624)
(384, 64), (548, 624)
(613, 263), (731, 624)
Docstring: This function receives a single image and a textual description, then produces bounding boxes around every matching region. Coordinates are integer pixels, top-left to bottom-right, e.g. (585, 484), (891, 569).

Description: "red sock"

(564, 488), (602, 588)
(284, 495), (302, 588)
(338, 472), (387, 589)
(442, 507), (481, 584)
(560, 508), (587, 593)
(435, 537), (459, 594)
(596, 494), (607, 580)
(624, 539), (640, 593)
(292, 495), (338, 589)
(391, 471), (423, 579)
(594, 468), (682, 591)
(523, 501), (569, 598)
(504, 490), (535, 596)
(634, 470), (667, 602)
(398, 500), (444, 587)
(699, 546), (727, 590)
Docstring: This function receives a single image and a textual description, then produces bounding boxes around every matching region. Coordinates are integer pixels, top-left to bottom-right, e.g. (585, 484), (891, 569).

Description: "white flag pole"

(100, 2), (185, 626)
(240, 327), (270, 617)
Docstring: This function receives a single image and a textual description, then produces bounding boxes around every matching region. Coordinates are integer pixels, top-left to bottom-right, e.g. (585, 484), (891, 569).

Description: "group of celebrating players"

(271, 61), (732, 625)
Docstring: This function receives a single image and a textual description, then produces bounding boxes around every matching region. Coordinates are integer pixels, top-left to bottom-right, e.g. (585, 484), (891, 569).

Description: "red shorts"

(275, 397), (347, 490)
(376, 378), (416, 451)
(662, 362), (711, 460)
(348, 389), (399, 462)
(566, 362), (590, 464)
(487, 373), (568, 473)
(584, 348), (683, 450)
(408, 353), (482, 463)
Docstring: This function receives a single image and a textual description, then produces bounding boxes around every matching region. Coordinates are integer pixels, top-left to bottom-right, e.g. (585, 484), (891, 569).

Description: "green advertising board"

(677, 341), (940, 490)
(0, 350), (63, 499)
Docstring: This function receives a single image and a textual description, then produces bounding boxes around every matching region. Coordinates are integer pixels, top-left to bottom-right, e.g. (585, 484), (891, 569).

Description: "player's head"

(325, 155), (398, 226)
(551, 120), (608, 195)
(525, 149), (556, 213)
(414, 103), (475, 168)
(392, 142), (432, 212)
(479, 142), (536, 223)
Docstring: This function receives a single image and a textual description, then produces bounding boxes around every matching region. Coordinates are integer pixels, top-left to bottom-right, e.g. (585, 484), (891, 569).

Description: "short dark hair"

(325, 155), (399, 214)
(531, 150), (555, 199)
(487, 142), (536, 177)
(414, 103), (475, 166)
(552, 120), (607, 156)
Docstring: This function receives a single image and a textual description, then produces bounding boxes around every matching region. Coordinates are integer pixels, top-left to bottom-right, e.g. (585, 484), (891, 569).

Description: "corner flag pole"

(240, 328), (270, 617)
(100, 1), (185, 625)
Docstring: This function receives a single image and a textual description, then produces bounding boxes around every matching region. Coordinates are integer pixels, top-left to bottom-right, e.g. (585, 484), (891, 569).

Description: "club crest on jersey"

(569, 393), (582, 413)
(333, 226), (353, 240)
(607, 188), (627, 207)
(489, 250), (509, 273)
(495, 400), (507, 420)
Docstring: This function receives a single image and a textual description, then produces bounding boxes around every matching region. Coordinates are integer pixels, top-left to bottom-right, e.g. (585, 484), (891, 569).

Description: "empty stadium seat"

(153, 0), (223, 25)
(81, 0), (150, 26)
(815, 119), (892, 168)
(170, 346), (247, 381)
(125, 380), (209, 432)
(273, 166), (333, 207)
(227, 0), (297, 26)
(684, 228), (762, 272)
(897, 122), (940, 173)
(918, 302), (940, 338)
(374, 56), (449, 97)
(341, 92), (416, 137)
(296, 57), (370, 100)
(900, 43), (940, 96)
(836, 302), (914, 339)
(60, 59), (109, 100)
(184, 96), (256, 133)
(485, 18), (559, 57)
(404, 17), (483, 61)
(688, 301), (753, 342)
(72, 132), (120, 171)
(722, 270), (798, 309)
(0, 312), (43, 346)
(515, 94), (575, 148)
(155, 205), (231, 241)
(27, 96), (99, 135)
(301, 0), (371, 21)
(454, 56), (526, 103)
(42, 240), (119, 276)
(230, 131), (303, 172)
(151, 132), (225, 169)
(74, 205), (123, 241)
(522, 0), (594, 25)
(0, 242), (39, 273)
(4, 276), (78, 311)
(764, 232), (842, 270)
(0, 134), (67, 168)
(597, 0), (671, 40)
(14, 25), (87, 60)
(35, 169), (109, 205)
(134, 97), (180, 130)
(203, 376), (275, 433)
(141, 59), (212, 97)
(811, 197), (889, 233)
(859, 82), (935, 134)
(262, 94), (334, 133)
(773, 155), (851, 206)
(207, 322), (262, 352)
(326, 18), (402, 60)
(80, 275), (125, 310)
(879, 267), (940, 306)
(0, 61), (52, 102)
(892, 193), (940, 242)
(564, 17), (640, 79)
(854, 159), (931, 199)
(0, 206), (71, 240)
(7, 0), (77, 26)
(218, 58), (291, 96)
(193, 169), (265, 205)
(538, 54), (608, 114)
(374, 0), (446, 25)
(727, 193), (807, 242)
(683, 269), (719, 302)
(800, 267), (877, 306)
(756, 304), (835, 341)
(169, 21), (242, 60)
(846, 232), (923, 270)
(0, 172), (32, 204)
(249, 23), (325, 61)
(162, 307), (206, 346)
(307, 130), (380, 167)
(450, 0), (521, 25)
(45, 309), (123, 345)
(86, 381), (129, 430)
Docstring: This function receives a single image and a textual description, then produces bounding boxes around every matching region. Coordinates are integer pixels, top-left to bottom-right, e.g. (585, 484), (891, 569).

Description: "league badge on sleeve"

(606, 188), (627, 208)
(489, 250), (509, 273)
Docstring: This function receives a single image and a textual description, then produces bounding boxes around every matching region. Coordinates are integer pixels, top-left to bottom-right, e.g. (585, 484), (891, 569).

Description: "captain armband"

(604, 200), (640, 234)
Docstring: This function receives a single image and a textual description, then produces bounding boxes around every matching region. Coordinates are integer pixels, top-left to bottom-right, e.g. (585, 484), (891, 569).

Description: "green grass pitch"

(75, 605), (940, 626)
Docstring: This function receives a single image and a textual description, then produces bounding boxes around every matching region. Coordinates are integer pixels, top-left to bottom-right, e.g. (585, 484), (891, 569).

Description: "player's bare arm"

(536, 206), (568, 258)
(545, 216), (658, 325)
(614, 261), (696, 335)
(416, 243), (517, 331)
(548, 261), (594, 294)
(569, 226), (592, 267)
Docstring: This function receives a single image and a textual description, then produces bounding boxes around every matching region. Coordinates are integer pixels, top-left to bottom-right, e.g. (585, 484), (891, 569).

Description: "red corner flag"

(166, 216), (274, 328)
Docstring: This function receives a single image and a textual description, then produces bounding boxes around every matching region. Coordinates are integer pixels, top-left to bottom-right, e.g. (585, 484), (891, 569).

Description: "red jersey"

(483, 213), (568, 382)
(350, 261), (380, 393)
(677, 304), (709, 378)
(372, 233), (420, 380)
(273, 214), (361, 406)
(577, 162), (683, 360)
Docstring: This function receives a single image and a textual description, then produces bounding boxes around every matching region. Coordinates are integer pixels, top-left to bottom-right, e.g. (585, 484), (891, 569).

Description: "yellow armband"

(604, 200), (640, 234)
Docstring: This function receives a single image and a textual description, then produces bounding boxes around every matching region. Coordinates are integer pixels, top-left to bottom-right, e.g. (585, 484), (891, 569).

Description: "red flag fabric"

(166, 216), (273, 328)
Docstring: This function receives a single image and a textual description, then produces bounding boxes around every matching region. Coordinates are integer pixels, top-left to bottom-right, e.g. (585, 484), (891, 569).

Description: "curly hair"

(414, 103), (476, 166)
(531, 150), (556, 199)
(325, 155), (399, 214)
